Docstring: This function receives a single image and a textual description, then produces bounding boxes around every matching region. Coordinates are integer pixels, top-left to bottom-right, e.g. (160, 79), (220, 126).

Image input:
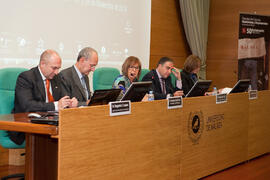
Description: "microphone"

(118, 81), (126, 93)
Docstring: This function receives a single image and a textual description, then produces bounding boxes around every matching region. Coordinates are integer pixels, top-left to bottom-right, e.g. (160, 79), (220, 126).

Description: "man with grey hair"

(60, 47), (99, 106)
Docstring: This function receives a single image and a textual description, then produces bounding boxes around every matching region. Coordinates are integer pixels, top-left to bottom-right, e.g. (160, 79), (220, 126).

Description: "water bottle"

(248, 84), (252, 92)
(212, 86), (218, 96)
(148, 91), (154, 101)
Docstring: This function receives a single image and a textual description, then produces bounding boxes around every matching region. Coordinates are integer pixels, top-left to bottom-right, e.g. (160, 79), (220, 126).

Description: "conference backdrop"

(238, 13), (270, 90)
(0, 0), (151, 70)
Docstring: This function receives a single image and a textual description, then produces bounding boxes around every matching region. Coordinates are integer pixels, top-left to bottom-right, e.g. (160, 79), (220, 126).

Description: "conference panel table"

(0, 91), (269, 180)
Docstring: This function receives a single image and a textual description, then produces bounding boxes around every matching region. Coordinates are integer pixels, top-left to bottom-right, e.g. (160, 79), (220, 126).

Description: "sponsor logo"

(242, 27), (247, 34)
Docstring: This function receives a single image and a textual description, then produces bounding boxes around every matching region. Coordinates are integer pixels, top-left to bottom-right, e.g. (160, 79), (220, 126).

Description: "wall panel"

(150, 0), (189, 69)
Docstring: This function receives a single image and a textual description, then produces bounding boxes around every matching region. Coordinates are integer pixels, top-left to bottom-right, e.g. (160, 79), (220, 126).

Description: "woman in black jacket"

(181, 55), (201, 95)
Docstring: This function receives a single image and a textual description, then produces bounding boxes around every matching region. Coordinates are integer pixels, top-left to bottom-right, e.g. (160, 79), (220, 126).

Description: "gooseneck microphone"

(118, 81), (126, 93)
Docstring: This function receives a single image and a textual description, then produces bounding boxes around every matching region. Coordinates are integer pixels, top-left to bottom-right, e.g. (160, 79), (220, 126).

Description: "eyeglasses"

(90, 64), (97, 68)
(129, 66), (139, 70)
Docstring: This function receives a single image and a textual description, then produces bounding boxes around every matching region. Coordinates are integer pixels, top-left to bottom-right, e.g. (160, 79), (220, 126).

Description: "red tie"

(46, 79), (54, 102)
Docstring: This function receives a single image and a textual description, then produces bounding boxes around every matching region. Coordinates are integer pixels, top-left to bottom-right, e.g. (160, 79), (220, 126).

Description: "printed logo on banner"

(242, 27), (247, 34)
(188, 111), (204, 145)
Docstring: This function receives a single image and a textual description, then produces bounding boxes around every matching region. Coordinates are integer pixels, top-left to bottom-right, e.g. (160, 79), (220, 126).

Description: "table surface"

(0, 113), (58, 135)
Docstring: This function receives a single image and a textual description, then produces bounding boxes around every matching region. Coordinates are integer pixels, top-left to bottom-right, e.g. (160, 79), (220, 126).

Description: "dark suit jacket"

(181, 70), (198, 95)
(14, 66), (63, 113)
(59, 66), (90, 106)
(142, 69), (180, 100)
(10, 66), (63, 145)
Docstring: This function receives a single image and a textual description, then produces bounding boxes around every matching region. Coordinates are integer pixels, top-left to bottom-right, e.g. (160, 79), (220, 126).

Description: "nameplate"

(249, 90), (258, 100)
(216, 93), (227, 104)
(167, 96), (183, 109)
(109, 101), (131, 116)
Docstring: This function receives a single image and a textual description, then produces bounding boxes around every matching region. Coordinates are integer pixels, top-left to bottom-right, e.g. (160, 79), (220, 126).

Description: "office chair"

(139, 68), (150, 81)
(0, 68), (27, 180)
(93, 67), (120, 91)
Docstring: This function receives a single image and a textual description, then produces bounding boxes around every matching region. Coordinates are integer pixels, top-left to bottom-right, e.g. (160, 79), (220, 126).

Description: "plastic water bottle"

(148, 91), (154, 101)
(248, 84), (252, 92)
(212, 86), (218, 96)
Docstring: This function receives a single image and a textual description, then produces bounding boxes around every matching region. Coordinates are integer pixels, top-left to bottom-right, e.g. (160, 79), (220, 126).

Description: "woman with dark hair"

(181, 55), (201, 95)
(113, 56), (142, 99)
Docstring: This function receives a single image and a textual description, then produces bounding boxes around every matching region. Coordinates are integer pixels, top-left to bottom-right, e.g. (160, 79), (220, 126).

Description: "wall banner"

(238, 13), (270, 90)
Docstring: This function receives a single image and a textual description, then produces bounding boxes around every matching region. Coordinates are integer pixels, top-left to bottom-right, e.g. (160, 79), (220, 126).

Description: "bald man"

(10, 50), (77, 145)
(13, 49), (76, 113)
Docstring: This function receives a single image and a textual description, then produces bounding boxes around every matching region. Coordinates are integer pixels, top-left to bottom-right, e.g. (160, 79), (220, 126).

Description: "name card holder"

(109, 101), (131, 116)
(216, 93), (227, 104)
(167, 96), (183, 109)
(249, 90), (258, 100)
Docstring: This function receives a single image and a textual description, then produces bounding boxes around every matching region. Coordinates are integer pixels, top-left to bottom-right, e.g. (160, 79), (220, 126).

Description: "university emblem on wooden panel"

(188, 111), (204, 144)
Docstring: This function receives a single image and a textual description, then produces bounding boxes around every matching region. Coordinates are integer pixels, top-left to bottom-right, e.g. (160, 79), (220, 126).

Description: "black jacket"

(14, 66), (63, 113)
(181, 70), (198, 95)
(142, 69), (180, 100)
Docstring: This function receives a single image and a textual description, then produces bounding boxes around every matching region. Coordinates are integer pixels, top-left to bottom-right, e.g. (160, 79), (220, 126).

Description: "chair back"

(0, 68), (27, 148)
(139, 69), (150, 81)
(93, 67), (120, 91)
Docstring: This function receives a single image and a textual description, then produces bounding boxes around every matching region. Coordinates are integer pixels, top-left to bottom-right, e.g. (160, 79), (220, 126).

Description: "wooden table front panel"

(248, 90), (270, 159)
(58, 101), (181, 180)
(180, 93), (249, 180)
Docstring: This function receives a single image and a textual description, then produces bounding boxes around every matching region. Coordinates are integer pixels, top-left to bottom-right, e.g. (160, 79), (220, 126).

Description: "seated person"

(60, 47), (98, 106)
(112, 56), (141, 100)
(181, 55), (201, 95)
(142, 57), (183, 100)
(10, 49), (76, 145)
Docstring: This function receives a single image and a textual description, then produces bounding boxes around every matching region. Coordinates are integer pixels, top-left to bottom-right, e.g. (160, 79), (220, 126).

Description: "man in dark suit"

(60, 47), (98, 106)
(142, 57), (183, 100)
(10, 49), (76, 145)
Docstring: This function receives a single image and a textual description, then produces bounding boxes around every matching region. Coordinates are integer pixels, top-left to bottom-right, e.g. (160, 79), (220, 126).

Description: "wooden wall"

(207, 0), (270, 88)
(150, 0), (189, 70)
(151, 0), (270, 89)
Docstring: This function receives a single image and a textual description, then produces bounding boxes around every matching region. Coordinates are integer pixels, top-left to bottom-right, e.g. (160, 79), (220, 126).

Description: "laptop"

(230, 79), (250, 94)
(88, 89), (121, 106)
(120, 81), (152, 102)
(185, 80), (212, 97)
(30, 113), (59, 126)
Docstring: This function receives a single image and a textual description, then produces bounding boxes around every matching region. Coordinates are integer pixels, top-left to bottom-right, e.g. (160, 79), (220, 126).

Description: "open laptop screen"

(185, 80), (212, 97)
(120, 81), (152, 102)
(88, 89), (121, 106)
(230, 79), (250, 94)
